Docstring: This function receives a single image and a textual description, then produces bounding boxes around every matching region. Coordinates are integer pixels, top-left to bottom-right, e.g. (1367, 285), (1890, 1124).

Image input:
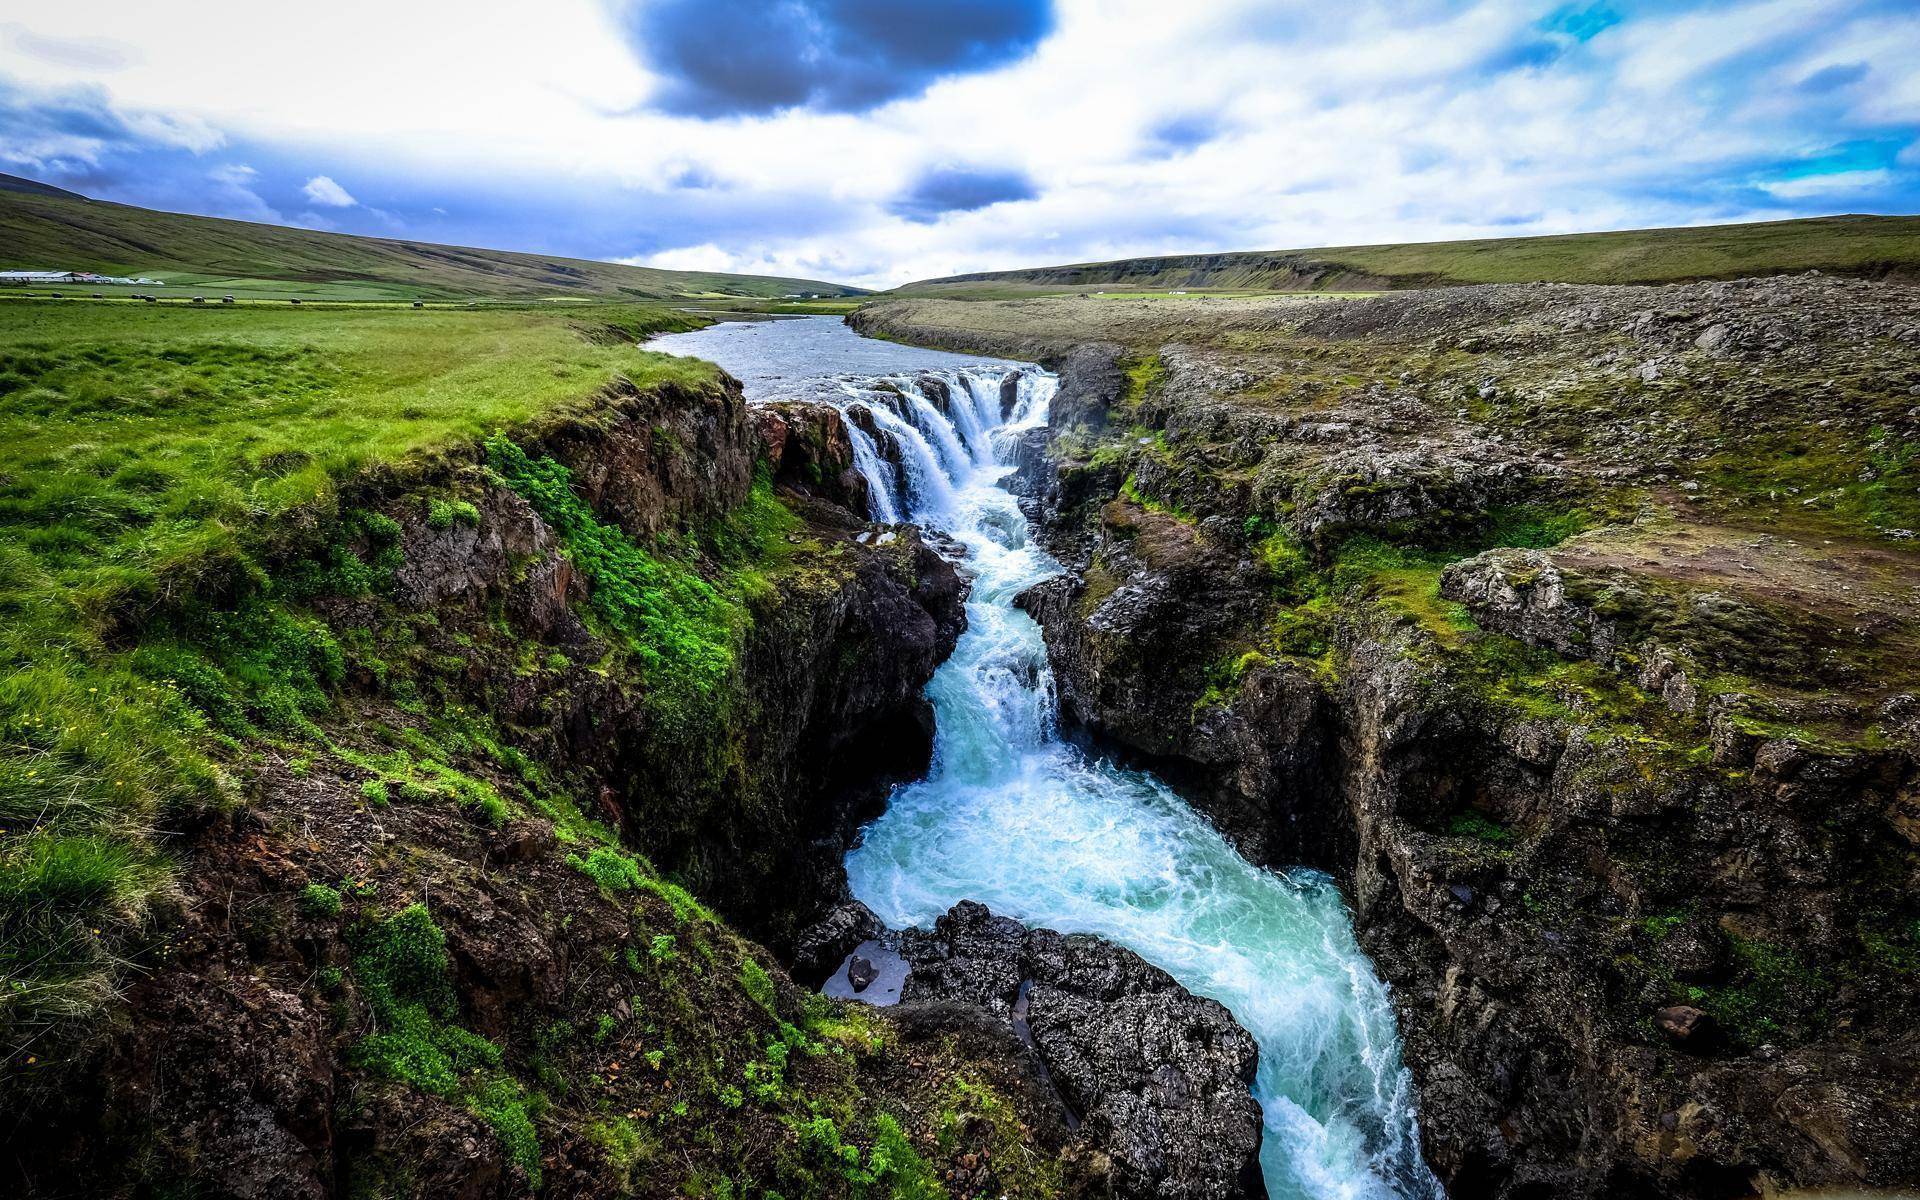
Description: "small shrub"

(360, 511), (403, 544)
(865, 1113), (943, 1199)
(1446, 811), (1514, 844)
(299, 882), (344, 918)
(568, 846), (645, 893)
(740, 958), (776, 1015)
(588, 1116), (658, 1175)
(0, 833), (155, 909)
(471, 1076), (542, 1187)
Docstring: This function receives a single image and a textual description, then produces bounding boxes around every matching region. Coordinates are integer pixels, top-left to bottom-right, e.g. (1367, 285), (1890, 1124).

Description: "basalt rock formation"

(853, 279), (1920, 1200)
(898, 901), (1266, 1200)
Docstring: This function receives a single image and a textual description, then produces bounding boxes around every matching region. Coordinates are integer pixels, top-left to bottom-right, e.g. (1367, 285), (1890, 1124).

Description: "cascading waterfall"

(648, 317), (1440, 1200)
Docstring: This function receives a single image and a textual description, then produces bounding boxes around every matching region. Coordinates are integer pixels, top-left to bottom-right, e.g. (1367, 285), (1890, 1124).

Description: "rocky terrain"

(898, 901), (1265, 1200)
(852, 278), (1920, 1199)
(1, 365), (1261, 1199)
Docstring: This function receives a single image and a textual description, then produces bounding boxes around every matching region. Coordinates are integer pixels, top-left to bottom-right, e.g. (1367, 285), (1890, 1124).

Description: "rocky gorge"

(11, 273), (1919, 1200)
(850, 279), (1920, 1200)
(3, 327), (1277, 1200)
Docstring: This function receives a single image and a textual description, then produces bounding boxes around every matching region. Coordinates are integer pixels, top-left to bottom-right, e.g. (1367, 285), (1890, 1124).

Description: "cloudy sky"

(2, 0), (1917, 288)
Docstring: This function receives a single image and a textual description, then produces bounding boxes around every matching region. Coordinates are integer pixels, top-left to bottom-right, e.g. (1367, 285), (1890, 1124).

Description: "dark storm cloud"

(887, 164), (1037, 223)
(620, 0), (1056, 117)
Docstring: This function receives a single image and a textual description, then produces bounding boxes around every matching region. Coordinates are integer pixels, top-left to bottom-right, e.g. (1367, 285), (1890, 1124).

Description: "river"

(648, 316), (1440, 1200)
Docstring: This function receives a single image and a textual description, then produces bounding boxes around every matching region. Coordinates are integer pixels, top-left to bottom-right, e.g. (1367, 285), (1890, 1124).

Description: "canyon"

(6, 275), (1918, 1200)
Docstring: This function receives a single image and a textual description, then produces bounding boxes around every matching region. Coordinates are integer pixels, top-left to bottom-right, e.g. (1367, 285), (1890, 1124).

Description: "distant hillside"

(0, 176), (864, 301)
(891, 214), (1920, 297)
(0, 171), (88, 201)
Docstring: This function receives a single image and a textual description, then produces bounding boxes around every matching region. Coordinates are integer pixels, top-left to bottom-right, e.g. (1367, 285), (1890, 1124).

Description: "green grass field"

(0, 298), (714, 1059)
(0, 298), (717, 590)
(891, 213), (1920, 296)
(0, 178), (865, 303)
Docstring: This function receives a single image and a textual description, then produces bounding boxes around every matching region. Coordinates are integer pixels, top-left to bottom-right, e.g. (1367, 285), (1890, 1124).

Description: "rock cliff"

(853, 280), (1920, 1199)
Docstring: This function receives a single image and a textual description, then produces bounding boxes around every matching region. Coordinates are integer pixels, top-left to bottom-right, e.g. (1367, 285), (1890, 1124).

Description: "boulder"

(791, 901), (883, 984)
(900, 901), (1264, 1200)
(1655, 1005), (1712, 1045)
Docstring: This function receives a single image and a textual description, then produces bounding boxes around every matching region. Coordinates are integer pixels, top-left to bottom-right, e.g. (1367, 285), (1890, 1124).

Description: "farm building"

(0, 269), (160, 286)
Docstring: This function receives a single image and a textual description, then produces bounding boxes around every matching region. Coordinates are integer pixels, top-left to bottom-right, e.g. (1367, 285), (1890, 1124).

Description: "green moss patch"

(350, 903), (544, 1184)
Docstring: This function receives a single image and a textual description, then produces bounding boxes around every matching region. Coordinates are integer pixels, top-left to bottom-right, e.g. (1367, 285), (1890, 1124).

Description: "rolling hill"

(0, 173), (863, 302)
(890, 214), (1920, 297)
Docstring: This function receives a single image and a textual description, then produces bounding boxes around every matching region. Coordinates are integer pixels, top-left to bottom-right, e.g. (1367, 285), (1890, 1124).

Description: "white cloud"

(1, 0), (1915, 288)
(206, 162), (280, 222)
(3, 24), (135, 71)
(123, 109), (223, 152)
(302, 174), (356, 207)
(1759, 169), (1893, 199)
(627, 243), (737, 273)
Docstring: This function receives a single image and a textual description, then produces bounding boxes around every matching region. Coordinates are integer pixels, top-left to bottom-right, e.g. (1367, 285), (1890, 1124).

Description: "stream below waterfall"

(649, 317), (1441, 1200)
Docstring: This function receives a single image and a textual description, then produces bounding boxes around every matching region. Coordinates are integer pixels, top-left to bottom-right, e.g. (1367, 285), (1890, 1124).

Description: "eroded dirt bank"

(852, 281), (1920, 1200)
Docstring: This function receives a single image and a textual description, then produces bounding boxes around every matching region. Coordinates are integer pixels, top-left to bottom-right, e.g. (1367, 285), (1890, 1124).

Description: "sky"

(1, 0), (1917, 289)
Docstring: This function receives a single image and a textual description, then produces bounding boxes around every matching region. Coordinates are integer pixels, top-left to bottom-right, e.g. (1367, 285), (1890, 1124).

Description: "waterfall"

(837, 403), (901, 524)
(646, 317), (1439, 1200)
(816, 366), (1038, 522)
(834, 362), (1440, 1200)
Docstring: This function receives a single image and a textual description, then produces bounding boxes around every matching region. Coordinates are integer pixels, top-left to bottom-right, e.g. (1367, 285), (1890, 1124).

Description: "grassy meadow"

(0, 297), (714, 1061)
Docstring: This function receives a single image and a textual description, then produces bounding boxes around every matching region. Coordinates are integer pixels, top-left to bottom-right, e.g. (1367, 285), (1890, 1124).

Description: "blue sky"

(1, 0), (1917, 288)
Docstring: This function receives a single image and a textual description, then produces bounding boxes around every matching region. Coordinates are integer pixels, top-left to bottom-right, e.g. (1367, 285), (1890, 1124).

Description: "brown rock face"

(374, 379), (967, 942)
(753, 399), (874, 517)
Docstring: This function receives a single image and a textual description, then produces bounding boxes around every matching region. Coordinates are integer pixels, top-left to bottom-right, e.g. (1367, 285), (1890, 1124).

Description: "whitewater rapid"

(649, 317), (1440, 1200)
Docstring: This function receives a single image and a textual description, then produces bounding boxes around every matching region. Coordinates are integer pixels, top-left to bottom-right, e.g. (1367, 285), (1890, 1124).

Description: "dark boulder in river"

(900, 901), (1265, 1200)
